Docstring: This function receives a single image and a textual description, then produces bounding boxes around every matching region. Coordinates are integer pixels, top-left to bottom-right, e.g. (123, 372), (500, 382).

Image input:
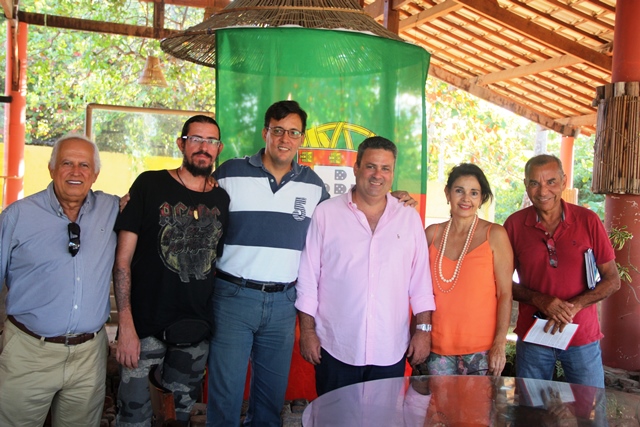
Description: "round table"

(302, 375), (640, 426)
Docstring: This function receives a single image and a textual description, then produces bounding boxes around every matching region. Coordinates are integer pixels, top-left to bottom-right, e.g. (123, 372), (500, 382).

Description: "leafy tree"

(425, 78), (564, 223)
(573, 134), (604, 219)
(1, 0), (216, 154)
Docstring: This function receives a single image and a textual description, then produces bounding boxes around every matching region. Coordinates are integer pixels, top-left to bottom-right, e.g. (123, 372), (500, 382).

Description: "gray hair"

(48, 133), (101, 173)
(524, 154), (563, 179)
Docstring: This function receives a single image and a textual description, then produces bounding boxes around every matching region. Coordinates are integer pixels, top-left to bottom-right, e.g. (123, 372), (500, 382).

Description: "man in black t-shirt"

(114, 115), (230, 425)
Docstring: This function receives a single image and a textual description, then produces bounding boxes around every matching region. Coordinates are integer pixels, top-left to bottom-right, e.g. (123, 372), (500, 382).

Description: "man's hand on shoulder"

(119, 193), (130, 213)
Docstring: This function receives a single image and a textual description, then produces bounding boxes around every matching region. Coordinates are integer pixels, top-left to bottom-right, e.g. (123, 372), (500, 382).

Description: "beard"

(183, 152), (213, 177)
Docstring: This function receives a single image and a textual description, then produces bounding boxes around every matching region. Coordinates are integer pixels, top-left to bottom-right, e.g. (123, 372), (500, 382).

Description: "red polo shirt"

(504, 200), (615, 346)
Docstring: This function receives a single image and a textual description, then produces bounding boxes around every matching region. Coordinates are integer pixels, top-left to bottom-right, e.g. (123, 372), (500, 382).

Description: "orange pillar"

(3, 21), (27, 208)
(600, 1), (640, 370)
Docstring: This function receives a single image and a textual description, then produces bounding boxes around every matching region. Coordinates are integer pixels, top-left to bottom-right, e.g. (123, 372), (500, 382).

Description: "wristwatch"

(416, 323), (432, 332)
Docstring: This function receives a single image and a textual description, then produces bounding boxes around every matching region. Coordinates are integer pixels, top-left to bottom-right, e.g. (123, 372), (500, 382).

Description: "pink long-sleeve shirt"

(295, 191), (435, 366)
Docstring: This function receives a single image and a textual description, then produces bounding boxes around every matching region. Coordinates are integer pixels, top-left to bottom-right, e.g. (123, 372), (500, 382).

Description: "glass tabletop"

(302, 375), (640, 426)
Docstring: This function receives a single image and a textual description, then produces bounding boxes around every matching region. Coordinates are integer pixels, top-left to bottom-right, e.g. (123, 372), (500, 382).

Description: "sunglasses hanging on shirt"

(68, 222), (81, 257)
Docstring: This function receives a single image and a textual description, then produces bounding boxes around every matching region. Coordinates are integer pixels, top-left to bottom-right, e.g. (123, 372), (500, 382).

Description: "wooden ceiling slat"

(541, 0), (614, 31)
(428, 65), (578, 136)
(409, 22), (592, 109)
(504, 0), (610, 45)
(582, 0), (615, 15)
(456, 0), (611, 72)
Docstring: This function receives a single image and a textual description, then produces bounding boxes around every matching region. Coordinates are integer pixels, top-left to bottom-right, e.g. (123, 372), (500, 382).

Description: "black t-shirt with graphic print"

(115, 170), (230, 338)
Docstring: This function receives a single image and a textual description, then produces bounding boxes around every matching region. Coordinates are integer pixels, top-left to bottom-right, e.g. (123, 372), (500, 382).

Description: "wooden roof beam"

(17, 11), (179, 39)
(138, 0), (215, 7)
(428, 65), (580, 136)
(1, 0), (13, 19)
(399, 0), (463, 30)
(457, 0), (611, 72)
(466, 55), (582, 86)
(555, 113), (597, 127)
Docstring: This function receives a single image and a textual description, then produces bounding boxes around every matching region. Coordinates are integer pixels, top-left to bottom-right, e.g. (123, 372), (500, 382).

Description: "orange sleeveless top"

(429, 224), (497, 355)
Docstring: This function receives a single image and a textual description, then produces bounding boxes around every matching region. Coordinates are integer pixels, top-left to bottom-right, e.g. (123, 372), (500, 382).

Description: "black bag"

(157, 319), (211, 347)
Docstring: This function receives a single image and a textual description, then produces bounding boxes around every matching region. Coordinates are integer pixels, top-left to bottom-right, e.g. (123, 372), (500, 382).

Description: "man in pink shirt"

(295, 136), (436, 396)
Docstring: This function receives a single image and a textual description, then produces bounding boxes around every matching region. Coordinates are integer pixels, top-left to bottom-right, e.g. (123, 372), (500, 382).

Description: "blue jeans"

(206, 277), (297, 427)
(516, 339), (605, 388)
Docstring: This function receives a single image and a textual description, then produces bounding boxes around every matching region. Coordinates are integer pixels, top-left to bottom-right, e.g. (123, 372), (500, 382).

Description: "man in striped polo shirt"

(206, 100), (329, 426)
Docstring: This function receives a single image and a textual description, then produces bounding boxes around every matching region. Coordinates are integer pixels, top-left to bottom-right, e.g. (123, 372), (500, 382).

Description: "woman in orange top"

(425, 163), (513, 376)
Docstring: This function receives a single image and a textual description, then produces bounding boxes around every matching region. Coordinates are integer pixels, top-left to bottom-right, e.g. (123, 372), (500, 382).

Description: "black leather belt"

(8, 315), (99, 346)
(216, 270), (296, 293)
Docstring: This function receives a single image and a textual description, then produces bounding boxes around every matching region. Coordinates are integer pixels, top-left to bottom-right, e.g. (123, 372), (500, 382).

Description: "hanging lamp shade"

(138, 55), (168, 87)
(160, 0), (405, 68)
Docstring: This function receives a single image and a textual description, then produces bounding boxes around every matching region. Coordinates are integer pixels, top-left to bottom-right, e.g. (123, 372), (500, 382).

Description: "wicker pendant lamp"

(160, 0), (404, 68)
(138, 55), (169, 87)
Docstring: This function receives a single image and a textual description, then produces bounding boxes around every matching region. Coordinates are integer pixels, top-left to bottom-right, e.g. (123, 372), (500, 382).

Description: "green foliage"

(609, 226), (634, 283)
(425, 76), (603, 224)
(573, 134), (605, 219)
(426, 78), (544, 224)
(609, 226), (633, 251)
(0, 1), (215, 155)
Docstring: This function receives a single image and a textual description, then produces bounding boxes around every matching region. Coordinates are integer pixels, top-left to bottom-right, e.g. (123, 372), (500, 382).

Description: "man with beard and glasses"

(114, 115), (230, 426)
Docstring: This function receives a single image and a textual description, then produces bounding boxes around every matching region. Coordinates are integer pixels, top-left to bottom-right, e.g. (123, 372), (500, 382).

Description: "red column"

(3, 21), (27, 208)
(600, 1), (640, 370)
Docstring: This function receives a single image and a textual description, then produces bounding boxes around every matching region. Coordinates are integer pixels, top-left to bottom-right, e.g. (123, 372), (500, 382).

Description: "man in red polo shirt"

(504, 154), (620, 388)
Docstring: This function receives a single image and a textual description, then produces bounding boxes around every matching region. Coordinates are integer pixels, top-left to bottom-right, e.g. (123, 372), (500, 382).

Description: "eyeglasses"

(267, 127), (304, 139)
(68, 222), (81, 257)
(545, 237), (558, 268)
(181, 135), (221, 146)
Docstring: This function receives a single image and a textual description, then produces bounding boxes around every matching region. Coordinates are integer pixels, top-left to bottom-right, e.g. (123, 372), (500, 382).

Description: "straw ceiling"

(5, 0), (616, 136)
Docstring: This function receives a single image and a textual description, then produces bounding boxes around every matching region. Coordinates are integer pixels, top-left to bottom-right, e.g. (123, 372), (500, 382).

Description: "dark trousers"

(314, 347), (406, 396)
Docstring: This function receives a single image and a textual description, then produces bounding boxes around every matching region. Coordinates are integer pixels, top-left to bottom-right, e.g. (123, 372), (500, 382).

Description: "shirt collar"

(346, 188), (395, 212)
(46, 181), (95, 220)
(525, 199), (573, 227)
(249, 148), (302, 175)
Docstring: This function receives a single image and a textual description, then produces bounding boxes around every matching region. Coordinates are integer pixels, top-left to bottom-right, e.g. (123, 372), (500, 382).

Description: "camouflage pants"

(422, 351), (490, 376)
(115, 335), (208, 426)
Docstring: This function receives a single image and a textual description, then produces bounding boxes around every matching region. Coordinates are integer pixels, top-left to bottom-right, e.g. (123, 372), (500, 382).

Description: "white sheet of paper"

(519, 378), (576, 407)
(523, 318), (578, 350)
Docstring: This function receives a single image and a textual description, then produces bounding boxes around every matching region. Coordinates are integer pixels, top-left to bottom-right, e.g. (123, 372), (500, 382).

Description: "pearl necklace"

(434, 214), (478, 293)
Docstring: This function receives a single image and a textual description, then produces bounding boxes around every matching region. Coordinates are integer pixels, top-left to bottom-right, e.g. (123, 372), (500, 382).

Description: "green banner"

(216, 27), (430, 215)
